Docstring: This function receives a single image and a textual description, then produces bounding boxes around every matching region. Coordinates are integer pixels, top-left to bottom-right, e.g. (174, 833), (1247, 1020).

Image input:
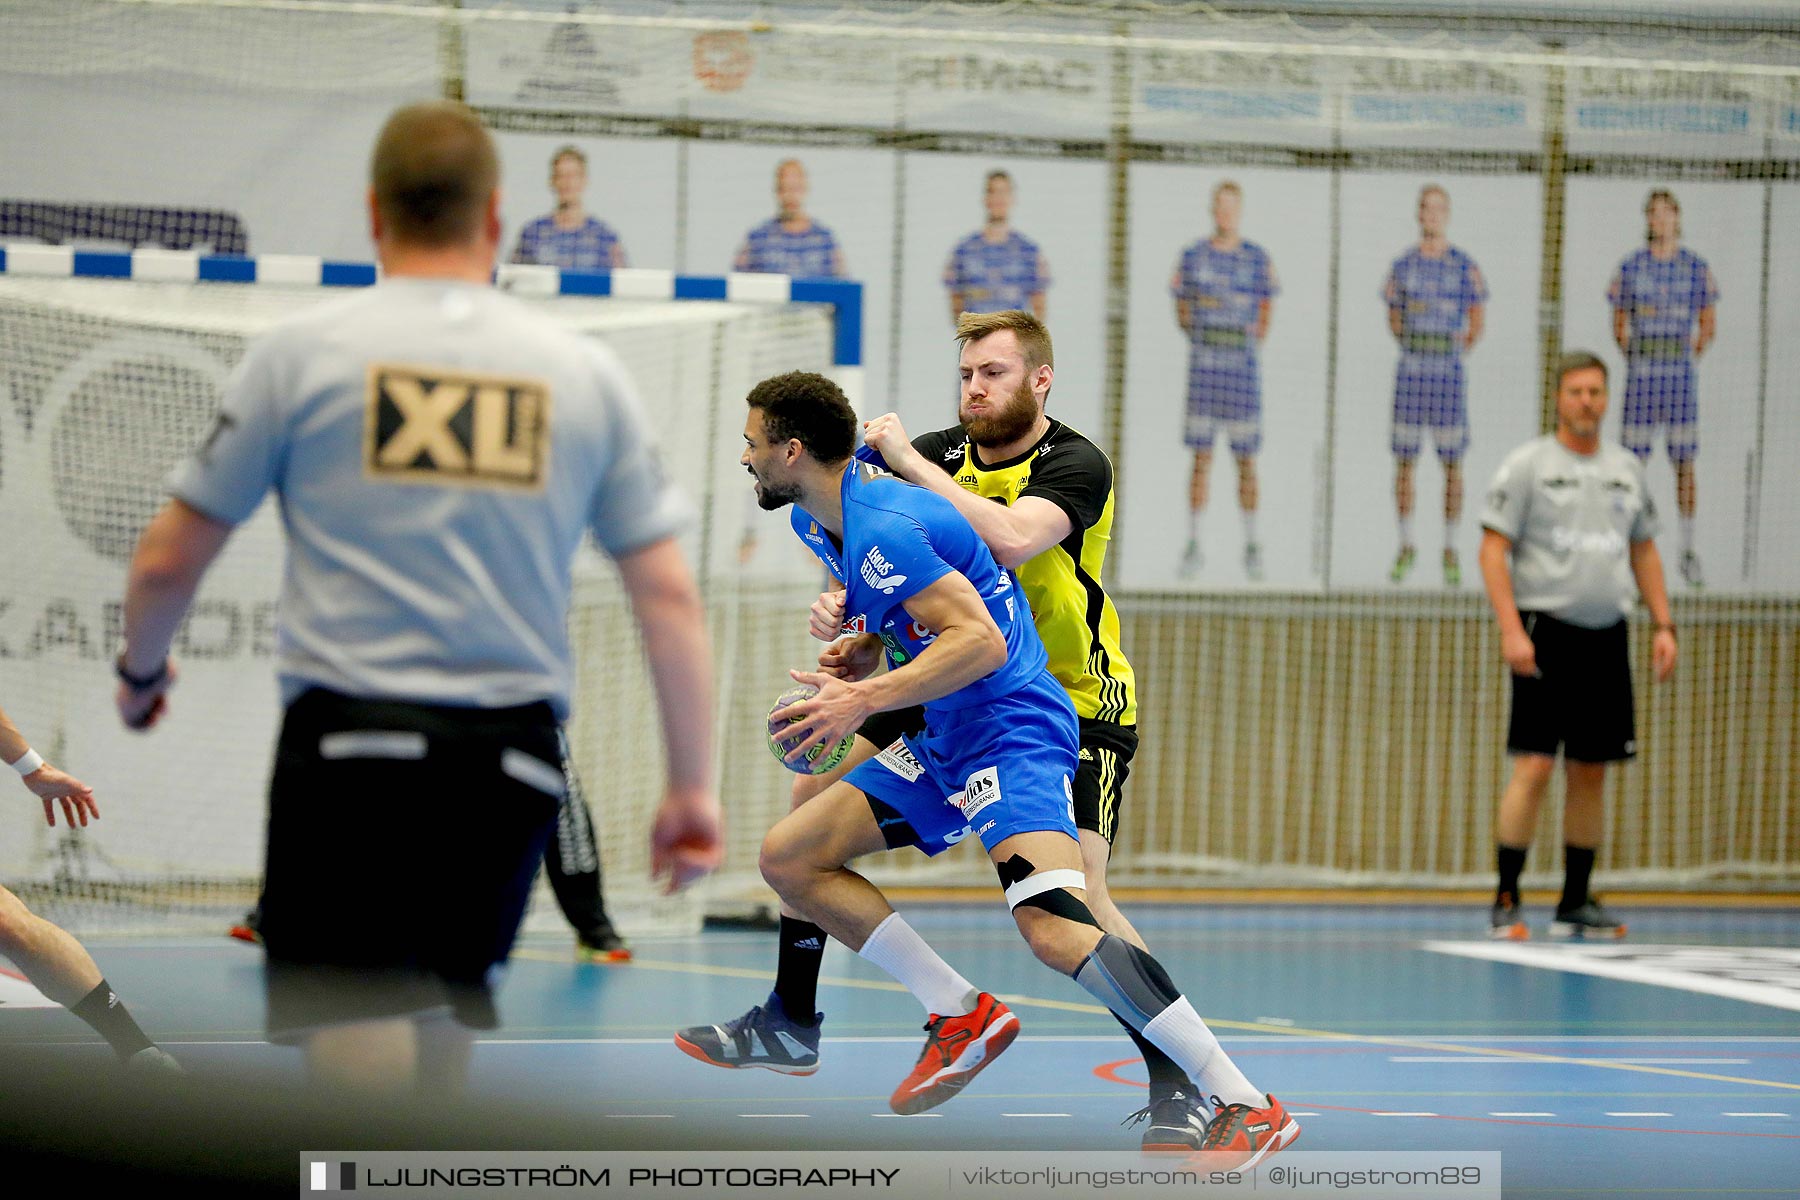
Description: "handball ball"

(768, 683), (855, 776)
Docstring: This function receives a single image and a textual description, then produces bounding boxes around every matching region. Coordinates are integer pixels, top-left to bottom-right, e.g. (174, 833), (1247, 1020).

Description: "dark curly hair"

(745, 372), (858, 464)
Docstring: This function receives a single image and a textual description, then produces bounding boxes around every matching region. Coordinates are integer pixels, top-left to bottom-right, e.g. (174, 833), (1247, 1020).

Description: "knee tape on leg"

(1073, 933), (1180, 1032)
(996, 855), (1089, 913)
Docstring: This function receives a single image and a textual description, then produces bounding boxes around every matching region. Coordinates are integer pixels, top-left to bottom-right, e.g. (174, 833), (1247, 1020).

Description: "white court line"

(1605, 1112), (1673, 1117)
(1288, 1112), (1321, 1117)
(1389, 1056), (1750, 1064)
(1724, 1112), (1790, 1117)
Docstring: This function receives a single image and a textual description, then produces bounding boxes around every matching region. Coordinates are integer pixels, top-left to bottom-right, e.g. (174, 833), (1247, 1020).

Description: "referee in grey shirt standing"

(114, 101), (722, 1094)
(1478, 350), (1676, 942)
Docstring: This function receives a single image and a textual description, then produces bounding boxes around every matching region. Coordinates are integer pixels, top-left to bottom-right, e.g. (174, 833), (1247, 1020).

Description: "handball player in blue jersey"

(733, 158), (847, 279)
(510, 145), (628, 271)
(944, 171), (1050, 322)
(1608, 188), (1718, 589)
(693, 372), (1297, 1162)
(1382, 184), (1487, 587)
(1171, 181), (1278, 581)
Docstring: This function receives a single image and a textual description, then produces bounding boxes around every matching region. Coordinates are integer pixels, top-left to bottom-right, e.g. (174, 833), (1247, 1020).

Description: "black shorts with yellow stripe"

(1076, 718), (1137, 843)
(857, 710), (1138, 843)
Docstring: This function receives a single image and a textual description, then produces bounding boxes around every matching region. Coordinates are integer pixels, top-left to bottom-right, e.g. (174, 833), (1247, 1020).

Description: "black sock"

(1496, 844), (1528, 905)
(1560, 846), (1596, 914)
(1117, 1014), (1188, 1100)
(70, 981), (154, 1060)
(774, 917), (827, 1024)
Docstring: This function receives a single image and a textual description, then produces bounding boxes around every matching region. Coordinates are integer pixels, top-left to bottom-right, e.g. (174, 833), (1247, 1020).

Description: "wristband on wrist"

(1653, 622), (1676, 635)
(114, 654), (170, 692)
(10, 748), (45, 776)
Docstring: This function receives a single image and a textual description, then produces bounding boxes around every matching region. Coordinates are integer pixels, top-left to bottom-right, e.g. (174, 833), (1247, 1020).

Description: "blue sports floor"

(3, 902), (1797, 1198)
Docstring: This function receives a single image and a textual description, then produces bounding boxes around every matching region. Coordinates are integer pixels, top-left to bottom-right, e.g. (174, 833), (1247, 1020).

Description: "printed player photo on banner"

(893, 156), (1107, 441)
(1117, 162), (1331, 592)
(494, 133), (678, 272)
(684, 142), (897, 575)
(1562, 178), (1761, 594)
(1330, 172), (1542, 592)
(1757, 183), (1800, 594)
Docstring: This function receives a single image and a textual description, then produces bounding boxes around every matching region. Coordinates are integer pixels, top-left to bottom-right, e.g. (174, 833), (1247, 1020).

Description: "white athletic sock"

(1397, 516), (1414, 548)
(1242, 510), (1258, 545)
(1445, 516), (1460, 553)
(1188, 508), (1203, 544)
(1143, 997), (1263, 1108)
(858, 913), (977, 1017)
(1680, 516), (1695, 555)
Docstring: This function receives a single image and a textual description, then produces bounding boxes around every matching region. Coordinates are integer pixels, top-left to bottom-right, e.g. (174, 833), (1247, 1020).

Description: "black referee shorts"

(260, 688), (562, 1043)
(1507, 612), (1636, 764)
(855, 706), (1138, 843)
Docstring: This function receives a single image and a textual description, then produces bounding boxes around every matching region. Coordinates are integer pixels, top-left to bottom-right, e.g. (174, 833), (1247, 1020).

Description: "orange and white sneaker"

(889, 992), (1020, 1115)
(1195, 1094), (1300, 1169)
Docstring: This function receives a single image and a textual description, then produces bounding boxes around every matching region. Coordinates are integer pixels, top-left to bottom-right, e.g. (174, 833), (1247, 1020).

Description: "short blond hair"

(954, 309), (1053, 373)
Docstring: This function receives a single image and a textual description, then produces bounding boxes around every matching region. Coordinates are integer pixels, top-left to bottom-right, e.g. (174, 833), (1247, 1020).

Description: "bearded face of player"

(984, 175), (1013, 224)
(1555, 366), (1609, 443)
(551, 154), (586, 212)
(741, 411), (804, 511)
(1418, 189), (1449, 240)
(776, 161), (808, 221)
(959, 332), (1044, 448)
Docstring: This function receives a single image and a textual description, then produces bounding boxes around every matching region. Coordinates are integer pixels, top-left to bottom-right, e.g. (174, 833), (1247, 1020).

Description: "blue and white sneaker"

(674, 992), (822, 1075)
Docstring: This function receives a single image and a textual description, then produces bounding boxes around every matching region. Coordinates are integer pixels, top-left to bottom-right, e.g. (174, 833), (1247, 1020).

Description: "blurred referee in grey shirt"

(114, 100), (722, 1094)
(1478, 350), (1676, 944)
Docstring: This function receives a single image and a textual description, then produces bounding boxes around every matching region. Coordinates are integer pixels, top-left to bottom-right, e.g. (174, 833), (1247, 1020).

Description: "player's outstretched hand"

(651, 786), (724, 895)
(862, 414), (924, 479)
(1500, 628), (1538, 678)
(24, 763), (99, 828)
(808, 589), (847, 642)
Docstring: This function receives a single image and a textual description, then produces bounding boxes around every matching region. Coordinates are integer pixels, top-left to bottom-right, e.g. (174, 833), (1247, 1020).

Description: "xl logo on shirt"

(860, 546), (908, 594)
(365, 364), (551, 490)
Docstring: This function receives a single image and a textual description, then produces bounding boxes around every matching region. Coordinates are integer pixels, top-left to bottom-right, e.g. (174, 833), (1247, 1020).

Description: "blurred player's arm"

(1254, 297), (1273, 342)
(117, 499), (235, 730)
(1478, 528), (1536, 678)
(863, 413), (1070, 568)
(1462, 302), (1485, 352)
(1613, 306), (1631, 353)
(616, 536), (723, 889)
(1694, 305), (1716, 358)
(1030, 291), (1047, 320)
(0, 703), (98, 828)
(1629, 538), (1678, 682)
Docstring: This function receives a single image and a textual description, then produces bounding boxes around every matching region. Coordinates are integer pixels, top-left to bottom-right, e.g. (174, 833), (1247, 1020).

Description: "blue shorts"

(1392, 354), (1468, 462)
(1622, 361), (1698, 464)
(1185, 353), (1262, 456)
(846, 670), (1080, 858)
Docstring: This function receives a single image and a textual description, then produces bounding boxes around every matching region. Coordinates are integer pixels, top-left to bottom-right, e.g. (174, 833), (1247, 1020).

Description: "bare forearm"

(1479, 539), (1524, 638)
(854, 623), (1003, 713)
(1631, 542), (1673, 626)
(0, 707), (29, 765)
(122, 559), (206, 675)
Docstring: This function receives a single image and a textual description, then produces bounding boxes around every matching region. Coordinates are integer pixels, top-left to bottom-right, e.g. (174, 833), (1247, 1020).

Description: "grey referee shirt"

(169, 278), (689, 719)
(1479, 435), (1658, 629)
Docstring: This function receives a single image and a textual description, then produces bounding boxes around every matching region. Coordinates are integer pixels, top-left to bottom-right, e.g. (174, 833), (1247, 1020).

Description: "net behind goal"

(0, 263), (840, 936)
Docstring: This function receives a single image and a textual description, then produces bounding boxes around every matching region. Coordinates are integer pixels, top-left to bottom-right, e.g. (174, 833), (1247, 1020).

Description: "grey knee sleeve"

(1073, 933), (1181, 1032)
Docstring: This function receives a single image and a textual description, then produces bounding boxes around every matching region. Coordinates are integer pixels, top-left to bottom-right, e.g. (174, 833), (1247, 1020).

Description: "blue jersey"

(735, 219), (845, 278)
(510, 215), (627, 271)
(944, 229), (1050, 313)
(789, 455), (1045, 716)
(1172, 239), (1277, 346)
(1609, 247), (1718, 353)
(1383, 246), (1486, 356)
